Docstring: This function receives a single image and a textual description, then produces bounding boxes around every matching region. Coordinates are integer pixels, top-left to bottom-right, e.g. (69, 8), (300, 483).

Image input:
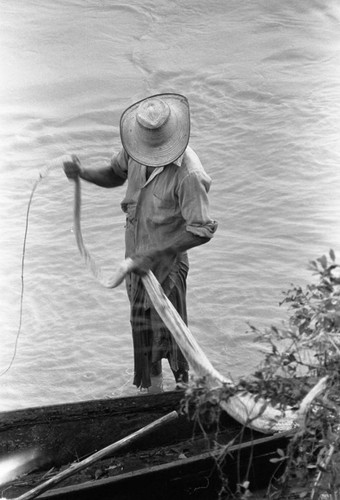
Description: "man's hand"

(131, 253), (155, 276)
(131, 232), (210, 276)
(131, 249), (176, 276)
(63, 154), (83, 180)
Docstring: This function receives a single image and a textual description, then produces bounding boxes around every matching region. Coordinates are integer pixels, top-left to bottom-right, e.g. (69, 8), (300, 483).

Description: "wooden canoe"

(0, 391), (290, 499)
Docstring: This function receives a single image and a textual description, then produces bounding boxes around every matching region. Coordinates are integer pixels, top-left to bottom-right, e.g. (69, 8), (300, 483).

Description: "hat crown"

(120, 93), (190, 167)
(136, 98), (170, 130)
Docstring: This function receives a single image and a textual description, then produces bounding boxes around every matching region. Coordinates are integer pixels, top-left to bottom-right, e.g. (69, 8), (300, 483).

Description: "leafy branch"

(183, 250), (340, 499)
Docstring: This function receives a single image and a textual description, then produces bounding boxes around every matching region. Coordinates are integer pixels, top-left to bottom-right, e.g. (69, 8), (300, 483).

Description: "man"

(64, 93), (217, 393)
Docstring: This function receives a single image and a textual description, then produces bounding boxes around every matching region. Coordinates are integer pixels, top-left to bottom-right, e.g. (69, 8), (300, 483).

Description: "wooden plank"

(30, 432), (290, 500)
(0, 393), (189, 466)
(0, 392), (184, 431)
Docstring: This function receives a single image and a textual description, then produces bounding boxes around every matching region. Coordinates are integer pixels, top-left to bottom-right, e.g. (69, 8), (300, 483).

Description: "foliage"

(182, 250), (340, 499)
(250, 248), (340, 389)
(250, 249), (340, 500)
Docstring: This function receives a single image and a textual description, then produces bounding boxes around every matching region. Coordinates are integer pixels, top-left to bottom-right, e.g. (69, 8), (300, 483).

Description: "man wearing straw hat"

(64, 93), (217, 393)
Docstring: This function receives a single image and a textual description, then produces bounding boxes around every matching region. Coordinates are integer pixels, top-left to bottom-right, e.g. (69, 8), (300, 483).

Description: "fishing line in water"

(0, 179), (39, 377)
(0, 160), (62, 377)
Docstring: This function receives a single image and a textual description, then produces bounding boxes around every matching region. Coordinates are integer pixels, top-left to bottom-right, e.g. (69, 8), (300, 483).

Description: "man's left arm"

(132, 170), (217, 274)
(161, 168), (218, 253)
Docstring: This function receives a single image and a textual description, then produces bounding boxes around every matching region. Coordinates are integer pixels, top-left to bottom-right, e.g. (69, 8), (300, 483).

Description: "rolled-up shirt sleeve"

(110, 148), (129, 180)
(178, 171), (218, 239)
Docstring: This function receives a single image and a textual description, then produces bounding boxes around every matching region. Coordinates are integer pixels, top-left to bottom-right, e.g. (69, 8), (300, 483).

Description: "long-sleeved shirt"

(110, 145), (217, 299)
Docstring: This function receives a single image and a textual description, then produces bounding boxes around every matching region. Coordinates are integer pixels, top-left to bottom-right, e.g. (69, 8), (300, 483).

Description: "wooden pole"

(13, 411), (178, 500)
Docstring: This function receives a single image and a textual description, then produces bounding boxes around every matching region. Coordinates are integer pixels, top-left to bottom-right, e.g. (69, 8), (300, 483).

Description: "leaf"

(107, 464), (119, 471)
(317, 255), (328, 270)
(288, 353), (296, 363)
(270, 457), (285, 463)
(330, 249), (336, 262)
(94, 468), (105, 480)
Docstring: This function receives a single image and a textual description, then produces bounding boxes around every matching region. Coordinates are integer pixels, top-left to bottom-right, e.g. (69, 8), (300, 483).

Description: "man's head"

(120, 93), (190, 167)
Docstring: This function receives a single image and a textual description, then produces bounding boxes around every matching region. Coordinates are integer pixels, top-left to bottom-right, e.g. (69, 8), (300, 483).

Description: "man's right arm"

(63, 154), (126, 188)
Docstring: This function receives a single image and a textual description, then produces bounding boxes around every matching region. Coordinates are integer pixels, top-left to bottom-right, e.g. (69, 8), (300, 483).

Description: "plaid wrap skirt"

(128, 260), (189, 389)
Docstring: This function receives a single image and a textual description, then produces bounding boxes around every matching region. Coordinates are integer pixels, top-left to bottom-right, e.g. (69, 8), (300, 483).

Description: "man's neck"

(145, 166), (155, 181)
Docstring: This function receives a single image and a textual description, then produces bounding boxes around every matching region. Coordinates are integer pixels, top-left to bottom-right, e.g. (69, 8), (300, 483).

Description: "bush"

(184, 250), (340, 499)
(244, 250), (340, 499)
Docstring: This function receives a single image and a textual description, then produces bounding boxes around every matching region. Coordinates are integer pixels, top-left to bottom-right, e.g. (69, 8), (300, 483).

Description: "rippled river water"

(1, 0), (340, 410)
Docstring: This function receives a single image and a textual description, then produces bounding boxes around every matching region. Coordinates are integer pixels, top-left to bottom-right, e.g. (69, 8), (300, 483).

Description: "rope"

(73, 177), (135, 288)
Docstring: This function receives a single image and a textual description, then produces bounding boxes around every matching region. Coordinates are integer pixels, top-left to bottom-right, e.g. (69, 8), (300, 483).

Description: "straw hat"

(120, 93), (190, 167)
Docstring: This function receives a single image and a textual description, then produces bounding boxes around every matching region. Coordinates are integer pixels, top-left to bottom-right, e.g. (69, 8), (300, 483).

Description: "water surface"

(1, 0), (340, 410)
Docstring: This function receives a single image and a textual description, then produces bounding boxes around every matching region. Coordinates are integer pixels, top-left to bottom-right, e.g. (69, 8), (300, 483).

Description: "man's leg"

(148, 360), (163, 393)
(149, 262), (189, 388)
(130, 278), (154, 390)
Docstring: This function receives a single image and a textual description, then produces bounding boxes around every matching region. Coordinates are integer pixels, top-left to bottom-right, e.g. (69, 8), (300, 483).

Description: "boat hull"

(0, 391), (290, 499)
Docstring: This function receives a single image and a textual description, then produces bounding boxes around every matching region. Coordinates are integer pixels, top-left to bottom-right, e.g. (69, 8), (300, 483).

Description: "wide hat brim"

(120, 93), (190, 167)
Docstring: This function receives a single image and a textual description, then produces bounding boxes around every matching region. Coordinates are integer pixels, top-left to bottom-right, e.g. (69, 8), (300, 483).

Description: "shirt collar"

(173, 153), (184, 167)
(142, 153), (184, 187)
